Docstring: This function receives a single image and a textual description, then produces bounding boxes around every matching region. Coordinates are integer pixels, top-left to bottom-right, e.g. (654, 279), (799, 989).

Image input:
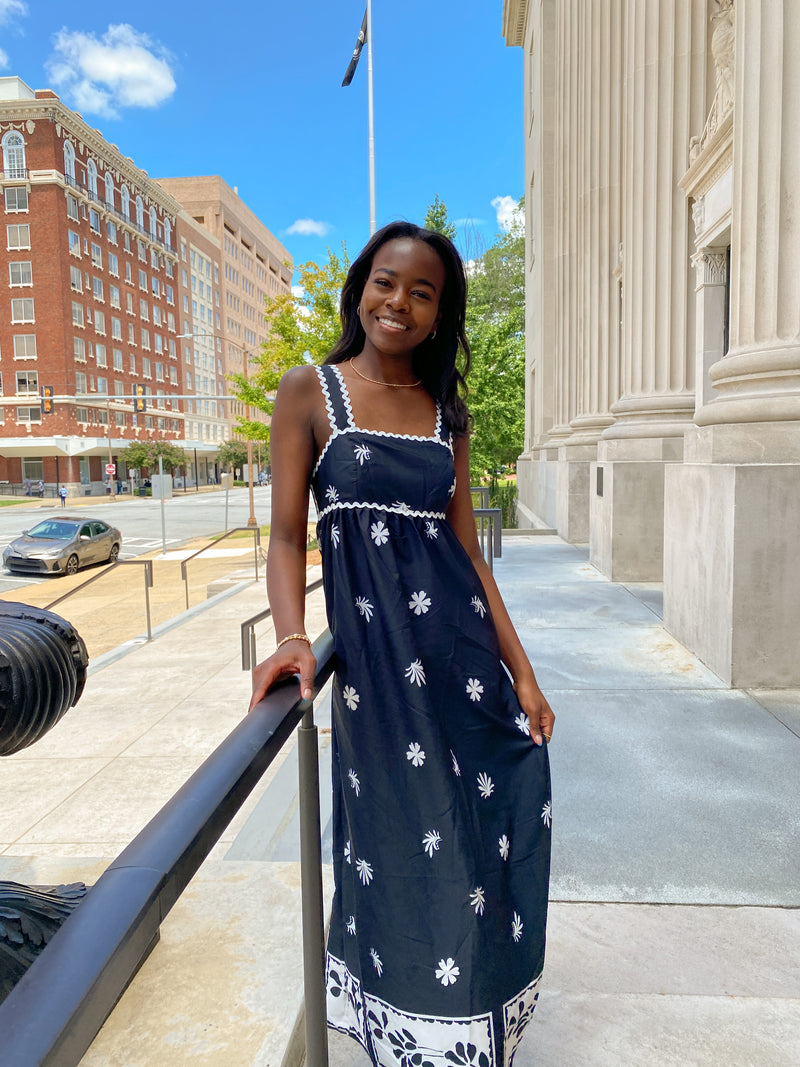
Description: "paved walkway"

(1, 535), (798, 1065)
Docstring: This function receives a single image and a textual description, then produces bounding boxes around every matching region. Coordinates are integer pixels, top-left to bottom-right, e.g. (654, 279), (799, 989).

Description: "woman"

(251, 222), (553, 1065)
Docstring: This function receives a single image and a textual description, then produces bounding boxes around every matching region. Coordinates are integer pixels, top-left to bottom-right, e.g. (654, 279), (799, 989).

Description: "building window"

(15, 371), (38, 398)
(86, 159), (98, 198)
(89, 208), (101, 233)
(109, 285), (120, 309)
(155, 361), (164, 381)
(168, 338), (176, 359)
(72, 301), (84, 327)
(128, 323), (135, 344)
(139, 298), (149, 321)
(104, 172), (114, 208)
(123, 231), (131, 252)
(164, 218), (172, 248)
(96, 344), (107, 368)
(154, 334), (163, 354)
(17, 406), (41, 423)
(113, 348), (123, 371)
(129, 353), (136, 373)
(94, 309), (106, 334)
(137, 239), (146, 262)
(70, 265), (82, 291)
(93, 277), (104, 301)
(142, 357), (151, 377)
(165, 258), (173, 278)
(141, 328), (150, 350)
(151, 277), (160, 298)
(91, 242), (102, 268)
(121, 184), (130, 219)
(106, 220), (117, 243)
(111, 317), (122, 340)
(11, 298), (34, 323)
(135, 196), (144, 230)
(74, 337), (86, 361)
(75, 371), (87, 393)
(9, 261), (32, 286)
(149, 206), (157, 238)
(77, 406), (89, 422)
(126, 292), (134, 314)
(108, 253), (119, 277)
(139, 269), (147, 291)
(5, 186), (28, 212)
(63, 140), (76, 181)
(13, 334), (36, 359)
(115, 411), (126, 427)
(66, 193), (80, 221)
(3, 131), (26, 178)
(125, 262), (132, 284)
(68, 229), (80, 256)
(169, 366), (177, 385)
(97, 378), (108, 396)
(7, 224), (30, 249)
(153, 305), (162, 327)
(165, 284), (174, 305)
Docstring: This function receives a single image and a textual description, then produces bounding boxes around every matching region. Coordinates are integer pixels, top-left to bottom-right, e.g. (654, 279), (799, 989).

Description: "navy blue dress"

(312, 365), (551, 1066)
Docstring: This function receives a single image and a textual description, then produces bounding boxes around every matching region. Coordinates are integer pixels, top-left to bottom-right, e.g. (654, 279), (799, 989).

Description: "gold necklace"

(348, 358), (421, 389)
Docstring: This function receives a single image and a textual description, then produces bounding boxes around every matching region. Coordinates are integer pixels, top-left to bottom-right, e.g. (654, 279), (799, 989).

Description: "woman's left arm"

(446, 435), (554, 746)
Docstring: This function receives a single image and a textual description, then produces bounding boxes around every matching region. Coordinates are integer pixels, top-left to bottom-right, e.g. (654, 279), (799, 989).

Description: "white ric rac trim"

(317, 500), (447, 522)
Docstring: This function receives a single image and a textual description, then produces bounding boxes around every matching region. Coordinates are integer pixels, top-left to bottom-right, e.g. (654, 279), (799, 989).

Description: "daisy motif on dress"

(370, 520), (389, 546)
(346, 915), (356, 935)
(450, 749), (461, 777)
(425, 521), (439, 540)
(470, 594), (486, 618)
(354, 442), (371, 465)
(344, 840), (352, 864)
(514, 711), (530, 735)
(541, 801), (552, 828)
(348, 769), (361, 797)
(405, 659), (426, 686)
(477, 771), (495, 799)
(331, 524), (340, 548)
(499, 834), (510, 861)
(325, 485), (339, 503)
(392, 500), (411, 515)
(342, 685), (360, 711)
(408, 590), (431, 615)
(466, 677), (484, 702)
(435, 958), (460, 987)
(512, 912), (524, 943)
(422, 829), (441, 857)
(356, 858), (373, 885)
(469, 887), (486, 916)
(355, 596), (374, 621)
(406, 742), (426, 767)
(370, 948), (383, 976)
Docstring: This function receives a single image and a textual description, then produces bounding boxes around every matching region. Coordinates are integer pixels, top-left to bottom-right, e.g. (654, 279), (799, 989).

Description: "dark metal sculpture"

(0, 602), (90, 1003)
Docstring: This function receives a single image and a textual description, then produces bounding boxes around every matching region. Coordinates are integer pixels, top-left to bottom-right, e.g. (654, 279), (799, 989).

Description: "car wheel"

(65, 554), (80, 576)
(108, 543), (120, 563)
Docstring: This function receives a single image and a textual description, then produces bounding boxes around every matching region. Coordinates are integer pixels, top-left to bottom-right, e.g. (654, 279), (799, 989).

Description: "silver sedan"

(2, 517), (122, 577)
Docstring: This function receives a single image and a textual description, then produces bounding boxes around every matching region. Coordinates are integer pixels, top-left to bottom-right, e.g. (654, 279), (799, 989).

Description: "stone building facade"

(503, 1), (800, 687)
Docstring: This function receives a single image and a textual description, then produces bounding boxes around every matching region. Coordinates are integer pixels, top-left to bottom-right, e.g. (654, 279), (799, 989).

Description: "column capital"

(691, 248), (728, 289)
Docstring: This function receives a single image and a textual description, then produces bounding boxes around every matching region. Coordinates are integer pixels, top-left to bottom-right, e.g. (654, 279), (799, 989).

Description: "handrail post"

(253, 527), (260, 581)
(144, 560), (153, 641)
(297, 701), (329, 1067)
(181, 559), (189, 611)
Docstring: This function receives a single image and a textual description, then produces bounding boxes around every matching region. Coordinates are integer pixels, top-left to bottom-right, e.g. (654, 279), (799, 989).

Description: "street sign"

(105, 463), (116, 476)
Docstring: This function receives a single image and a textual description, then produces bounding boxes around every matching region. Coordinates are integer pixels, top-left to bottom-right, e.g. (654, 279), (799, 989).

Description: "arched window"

(149, 206), (157, 238)
(2, 132), (26, 179)
(63, 140), (76, 181)
(86, 158), (97, 197)
(135, 195), (144, 230)
(163, 217), (172, 248)
(104, 172), (114, 208)
(120, 184), (130, 219)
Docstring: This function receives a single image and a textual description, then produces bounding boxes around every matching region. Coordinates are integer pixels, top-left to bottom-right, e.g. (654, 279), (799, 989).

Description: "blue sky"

(1, 0), (524, 273)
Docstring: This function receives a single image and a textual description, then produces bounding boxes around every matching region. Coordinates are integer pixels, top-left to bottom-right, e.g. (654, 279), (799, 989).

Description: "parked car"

(2, 517), (122, 576)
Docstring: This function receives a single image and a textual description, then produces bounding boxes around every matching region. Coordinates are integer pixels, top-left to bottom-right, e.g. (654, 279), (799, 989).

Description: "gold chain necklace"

(348, 358), (421, 389)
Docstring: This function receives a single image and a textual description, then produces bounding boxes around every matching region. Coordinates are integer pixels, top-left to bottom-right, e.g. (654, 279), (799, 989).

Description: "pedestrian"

(35, 479), (44, 498)
(23, 477), (31, 496)
(58, 486), (67, 508)
(250, 222), (554, 1065)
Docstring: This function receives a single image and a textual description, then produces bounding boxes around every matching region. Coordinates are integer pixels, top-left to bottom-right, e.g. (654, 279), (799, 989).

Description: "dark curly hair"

(324, 221), (471, 436)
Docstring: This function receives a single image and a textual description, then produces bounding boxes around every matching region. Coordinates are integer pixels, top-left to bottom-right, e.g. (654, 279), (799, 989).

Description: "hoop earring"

(429, 329), (437, 341)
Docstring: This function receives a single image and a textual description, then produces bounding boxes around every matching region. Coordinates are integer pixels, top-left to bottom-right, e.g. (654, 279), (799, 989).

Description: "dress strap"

(315, 365), (351, 432)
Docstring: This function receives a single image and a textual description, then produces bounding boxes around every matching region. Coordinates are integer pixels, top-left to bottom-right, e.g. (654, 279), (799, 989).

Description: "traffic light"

(40, 385), (54, 415)
(133, 383), (146, 412)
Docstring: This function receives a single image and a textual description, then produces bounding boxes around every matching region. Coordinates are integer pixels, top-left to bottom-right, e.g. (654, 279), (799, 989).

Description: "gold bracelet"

(276, 633), (311, 650)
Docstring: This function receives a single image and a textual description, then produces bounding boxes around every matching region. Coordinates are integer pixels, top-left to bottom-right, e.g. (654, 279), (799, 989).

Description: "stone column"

(664, 0), (800, 686)
(590, 0), (707, 580)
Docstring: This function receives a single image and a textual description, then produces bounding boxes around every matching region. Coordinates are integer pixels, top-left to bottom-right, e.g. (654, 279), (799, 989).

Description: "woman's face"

(358, 238), (445, 358)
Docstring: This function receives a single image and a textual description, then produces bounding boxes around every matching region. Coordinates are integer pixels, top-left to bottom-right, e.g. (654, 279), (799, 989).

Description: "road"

(0, 485), (275, 593)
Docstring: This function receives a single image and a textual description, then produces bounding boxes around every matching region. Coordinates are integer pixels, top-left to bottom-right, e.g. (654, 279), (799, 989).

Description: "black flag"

(342, 9), (368, 87)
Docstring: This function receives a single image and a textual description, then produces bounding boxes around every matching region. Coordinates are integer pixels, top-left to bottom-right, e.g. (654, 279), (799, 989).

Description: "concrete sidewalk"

(1, 536), (798, 1065)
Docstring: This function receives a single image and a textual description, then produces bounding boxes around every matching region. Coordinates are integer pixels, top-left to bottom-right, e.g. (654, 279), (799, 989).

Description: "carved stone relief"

(691, 0), (735, 162)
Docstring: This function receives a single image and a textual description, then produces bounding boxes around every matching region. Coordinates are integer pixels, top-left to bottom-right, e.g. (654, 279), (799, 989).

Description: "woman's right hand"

(249, 640), (317, 711)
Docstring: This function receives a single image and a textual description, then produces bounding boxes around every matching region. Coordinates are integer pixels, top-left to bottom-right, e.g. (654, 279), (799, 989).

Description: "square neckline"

(330, 364), (444, 443)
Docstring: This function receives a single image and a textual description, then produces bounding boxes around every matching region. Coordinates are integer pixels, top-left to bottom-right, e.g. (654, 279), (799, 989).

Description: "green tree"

(424, 195), (457, 240)
(121, 439), (186, 473)
(229, 247), (350, 438)
(217, 439), (248, 472)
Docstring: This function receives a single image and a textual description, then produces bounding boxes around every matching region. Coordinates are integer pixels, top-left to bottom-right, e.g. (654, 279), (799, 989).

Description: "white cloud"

(491, 195), (523, 234)
(286, 218), (331, 237)
(0, 0), (28, 24)
(0, 46), (8, 70)
(45, 24), (176, 119)
(291, 285), (304, 299)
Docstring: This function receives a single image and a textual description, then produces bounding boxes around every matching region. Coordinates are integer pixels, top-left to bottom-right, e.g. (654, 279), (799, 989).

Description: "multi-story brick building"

(0, 76), (187, 491)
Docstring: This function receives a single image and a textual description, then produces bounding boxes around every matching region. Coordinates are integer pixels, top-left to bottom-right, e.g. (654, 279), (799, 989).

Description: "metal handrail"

(474, 508), (503, 573)
(180, 526), (261, 610)
(241, 576), (325, 671)
(0, 630), (335, 1067)
(45, 559), (154, 641)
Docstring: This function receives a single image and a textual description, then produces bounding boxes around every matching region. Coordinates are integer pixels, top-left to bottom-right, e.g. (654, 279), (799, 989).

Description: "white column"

(690, 248), (727, 413)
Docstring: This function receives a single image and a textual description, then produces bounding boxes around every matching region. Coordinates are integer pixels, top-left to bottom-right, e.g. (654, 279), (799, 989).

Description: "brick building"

(0, 76), (187, 492)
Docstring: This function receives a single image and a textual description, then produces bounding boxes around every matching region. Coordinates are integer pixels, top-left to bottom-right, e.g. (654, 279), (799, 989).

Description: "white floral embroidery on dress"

(422, 829), (441, 857)
(370, 948), (383, 976)
(405, 659), (426, 686)
(392, 500), (411, 515)
(435, 957), (460, 986)
(470, 594), (486, 618)
(370, 520), (389, 546)
(425, 521), (439, 540)
(325, 485), (339, 503)
(342, 685), (360, 711)
(512, 912), (524, 943)
(331, 524), (340, 548)
(515, 711), (530, 735)
(346, 915), (356, 935)
(477, 772), (495, 799)
(354, 442), (371, 465)
(356, 857), (373, 885)
(408, 590), (431, 615)
(344, 840), (351, 864)
(406, 742), (426, 767)
(449, 478), (457, 497)
(499, 834), (510, 861)
(541, 801), (552, 828)
(466, 677), (484, 702)
(348, 769), (361, 797)
(469, 887), (486, 916)
(355, 596), (374, 621)
(450, 749), (461, 777)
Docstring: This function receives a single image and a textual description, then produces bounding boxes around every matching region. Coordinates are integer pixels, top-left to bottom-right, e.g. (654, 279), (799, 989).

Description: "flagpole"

(366, 0), (376, 235)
